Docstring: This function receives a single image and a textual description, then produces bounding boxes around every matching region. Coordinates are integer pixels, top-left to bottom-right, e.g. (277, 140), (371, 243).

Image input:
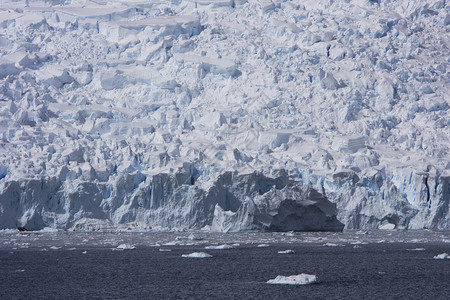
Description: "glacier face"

(0, 0), (449, 230)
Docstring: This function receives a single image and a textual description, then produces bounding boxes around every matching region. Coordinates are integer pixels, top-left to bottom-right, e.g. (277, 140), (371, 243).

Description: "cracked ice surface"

(0, 0), (449, 230)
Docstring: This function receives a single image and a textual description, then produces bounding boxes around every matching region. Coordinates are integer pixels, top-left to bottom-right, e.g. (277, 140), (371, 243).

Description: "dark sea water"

(0, 231), (449, 299)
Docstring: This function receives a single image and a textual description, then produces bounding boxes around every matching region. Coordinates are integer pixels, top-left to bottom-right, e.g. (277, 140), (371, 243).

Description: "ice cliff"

(0, 0), (449, 231)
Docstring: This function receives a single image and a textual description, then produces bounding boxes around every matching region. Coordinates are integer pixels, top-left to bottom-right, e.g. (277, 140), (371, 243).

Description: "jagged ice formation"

(0, 0), (449, 230)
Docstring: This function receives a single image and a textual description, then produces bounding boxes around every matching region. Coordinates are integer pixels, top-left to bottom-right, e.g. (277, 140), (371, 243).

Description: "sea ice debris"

(267, 274), (317, 285)
(115, 244), (136, 250)
(278, 249), (295, 254)
(205, 244), (234, 250)
(433, 253), (449, 259)
(181, 252), (212, 258)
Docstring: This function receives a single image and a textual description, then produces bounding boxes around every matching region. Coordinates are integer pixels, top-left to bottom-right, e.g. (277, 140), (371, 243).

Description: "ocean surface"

(0, 231), (449, 299)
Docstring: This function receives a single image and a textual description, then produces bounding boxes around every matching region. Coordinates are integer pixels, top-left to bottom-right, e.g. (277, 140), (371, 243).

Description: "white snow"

(181, 252), (212, 258)
(267, 274), (317, 285)
(0, 0), (449, 231)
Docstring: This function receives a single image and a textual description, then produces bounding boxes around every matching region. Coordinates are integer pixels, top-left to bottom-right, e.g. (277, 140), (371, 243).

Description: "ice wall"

(0, 168), (344, 231)
(0, 0), (449, 230)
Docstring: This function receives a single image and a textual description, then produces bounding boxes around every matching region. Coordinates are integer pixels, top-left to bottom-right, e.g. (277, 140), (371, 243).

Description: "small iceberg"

(267, 274), (317, 285)
(257, 244), (270, 247)
(278, 249), (295, 254)
(38, 227), (59, 233)
(281, 231), (295, 237)
(181, 252), (212, 258)
(323, 243), (344, 247)
(115, 244), (136, 250)
(188, 234), (203, 241)
(433, 253), (449, 259)
(205, 244), (234, 250)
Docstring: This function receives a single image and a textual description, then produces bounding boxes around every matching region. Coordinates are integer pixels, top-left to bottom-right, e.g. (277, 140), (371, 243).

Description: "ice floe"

(205, 244), (234, 250)
(433, 253), (449, 259)
(181, 252), (212, 258)
(267, 274), (317, 285)
(278, 249), (295, 254)
(115, 244), (136, 250)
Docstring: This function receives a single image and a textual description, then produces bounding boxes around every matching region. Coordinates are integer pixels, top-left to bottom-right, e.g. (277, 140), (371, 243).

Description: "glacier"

(0, 0), (449, 231)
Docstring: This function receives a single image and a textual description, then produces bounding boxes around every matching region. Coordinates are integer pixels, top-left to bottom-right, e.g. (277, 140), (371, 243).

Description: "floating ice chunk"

(278, 249), (295, 254)
(205, 244), (234, 250)
(433, 253), (449, 259)
(257, 244), (270, 247)
(50, 246), (60, 250)
(406, 248), (425, 251)
(116, 244), (136, 250)
(187, 234), (203, 241)
(181, 252), (212, 258)
(267, 274), (317, 285)
(162, 241), (180, 246)
(379, 223), (396, 230)
(38, 227), (59, 233)
(323, 243), (344, 247)
(281, 231), (295, 237)
(351, 241), (369, 245)
(159, 249), (172, 252)
(0, 229), (19, 235)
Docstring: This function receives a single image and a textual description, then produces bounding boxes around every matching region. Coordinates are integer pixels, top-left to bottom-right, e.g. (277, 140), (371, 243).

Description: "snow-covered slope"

(0, 0), (448, 230)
